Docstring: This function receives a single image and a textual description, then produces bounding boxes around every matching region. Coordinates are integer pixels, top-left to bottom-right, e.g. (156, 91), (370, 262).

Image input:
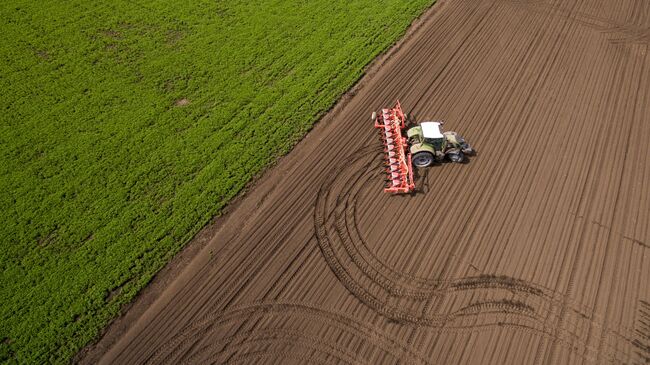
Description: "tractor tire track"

(313, 143), (642, 363)
(146, 302), (432, 365)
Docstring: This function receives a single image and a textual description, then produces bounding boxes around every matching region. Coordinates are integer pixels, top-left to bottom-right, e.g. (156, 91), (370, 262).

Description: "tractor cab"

(420, 121), (446, 152)
(407, 121), (447, 167)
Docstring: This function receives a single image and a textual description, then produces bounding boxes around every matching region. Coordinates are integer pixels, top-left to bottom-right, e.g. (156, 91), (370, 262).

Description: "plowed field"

(86, 0), (650, 363)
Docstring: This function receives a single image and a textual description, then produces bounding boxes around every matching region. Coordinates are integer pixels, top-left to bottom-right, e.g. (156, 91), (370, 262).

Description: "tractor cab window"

(425, 137), (445, 152)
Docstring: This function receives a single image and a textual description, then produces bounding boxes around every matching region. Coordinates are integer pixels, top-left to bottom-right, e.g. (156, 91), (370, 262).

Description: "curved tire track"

(146, 302), (432, 365)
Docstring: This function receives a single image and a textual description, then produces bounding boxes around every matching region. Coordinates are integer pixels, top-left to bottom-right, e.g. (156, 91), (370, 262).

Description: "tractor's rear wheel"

(412, 151), (435, 168)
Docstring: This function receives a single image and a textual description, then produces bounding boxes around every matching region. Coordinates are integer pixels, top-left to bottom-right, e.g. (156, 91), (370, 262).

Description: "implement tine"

(373, 100), (414, 194)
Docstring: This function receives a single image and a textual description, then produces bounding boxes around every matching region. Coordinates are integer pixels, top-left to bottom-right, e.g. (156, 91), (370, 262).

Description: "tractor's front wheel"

(412, 151), (435, 168)
(447, 149), (465, 163)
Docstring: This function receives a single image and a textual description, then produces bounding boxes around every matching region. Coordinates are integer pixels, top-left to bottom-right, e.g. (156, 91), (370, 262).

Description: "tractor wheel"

(412, 151), (435, 168)
(447, 150), (465, 163)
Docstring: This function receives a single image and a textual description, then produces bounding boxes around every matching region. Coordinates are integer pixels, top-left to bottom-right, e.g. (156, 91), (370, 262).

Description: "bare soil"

(80, 0), (650, 363)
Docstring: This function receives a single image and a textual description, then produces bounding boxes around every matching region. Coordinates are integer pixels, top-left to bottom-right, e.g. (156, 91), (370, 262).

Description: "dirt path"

(84, 0), (650, 363)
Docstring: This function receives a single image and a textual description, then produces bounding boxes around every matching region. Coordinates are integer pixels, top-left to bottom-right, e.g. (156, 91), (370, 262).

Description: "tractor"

(372, 101), (474, 194)
(407, 121), (475, 167)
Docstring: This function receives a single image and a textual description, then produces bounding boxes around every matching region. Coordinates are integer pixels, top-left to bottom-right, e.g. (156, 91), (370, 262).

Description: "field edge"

(74, 1), (443, 363)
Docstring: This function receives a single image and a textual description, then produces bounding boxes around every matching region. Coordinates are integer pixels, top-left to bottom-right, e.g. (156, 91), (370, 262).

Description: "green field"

(0, 0), (433, 363)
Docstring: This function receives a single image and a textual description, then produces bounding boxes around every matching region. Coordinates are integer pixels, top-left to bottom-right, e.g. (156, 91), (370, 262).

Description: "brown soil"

(80, 0), (650, 363)
(174, 98), (191, 107)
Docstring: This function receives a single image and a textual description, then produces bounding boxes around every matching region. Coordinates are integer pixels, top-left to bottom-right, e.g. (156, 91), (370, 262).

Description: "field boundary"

(75, 1), (445, 363)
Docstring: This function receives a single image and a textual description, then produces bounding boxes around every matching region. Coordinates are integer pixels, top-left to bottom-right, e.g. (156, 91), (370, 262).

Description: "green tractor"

(406, 121), (475, 167)
(373, 101), (475, 194)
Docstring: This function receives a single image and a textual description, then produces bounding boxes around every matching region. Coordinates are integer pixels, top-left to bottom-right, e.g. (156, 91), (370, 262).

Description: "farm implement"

(373, 101), (414, 194)
(372, 101), (475, 194)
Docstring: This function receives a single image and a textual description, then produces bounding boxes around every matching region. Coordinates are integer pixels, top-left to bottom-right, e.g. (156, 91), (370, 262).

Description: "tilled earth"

(89, 0), (649, 363)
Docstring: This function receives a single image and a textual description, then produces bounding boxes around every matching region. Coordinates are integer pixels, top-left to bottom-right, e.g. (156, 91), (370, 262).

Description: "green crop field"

(0, 0), (433, 363)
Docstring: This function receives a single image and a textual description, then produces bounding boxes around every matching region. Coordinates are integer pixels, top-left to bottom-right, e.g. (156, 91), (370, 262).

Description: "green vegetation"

(0, 0), (433, 362)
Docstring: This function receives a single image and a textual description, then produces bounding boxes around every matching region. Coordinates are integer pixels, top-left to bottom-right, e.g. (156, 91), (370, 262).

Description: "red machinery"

(373, 101), (415, 194)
